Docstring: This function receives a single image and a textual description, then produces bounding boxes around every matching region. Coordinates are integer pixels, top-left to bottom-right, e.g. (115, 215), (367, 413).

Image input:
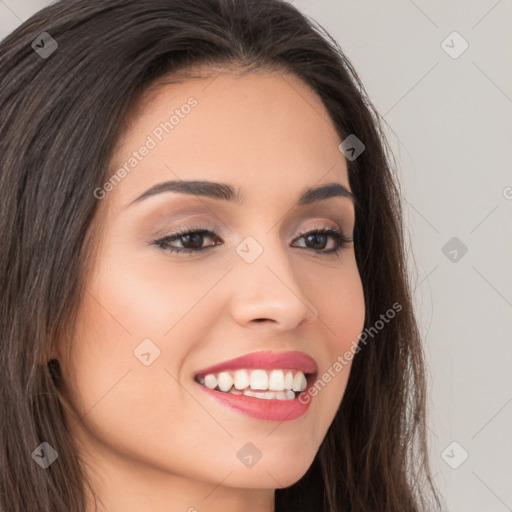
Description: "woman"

(0, 0), (441, 510)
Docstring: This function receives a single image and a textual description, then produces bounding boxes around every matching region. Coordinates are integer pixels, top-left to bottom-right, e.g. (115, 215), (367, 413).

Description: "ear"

(48, 337), (66, 364)
(47, 358), (62, 387)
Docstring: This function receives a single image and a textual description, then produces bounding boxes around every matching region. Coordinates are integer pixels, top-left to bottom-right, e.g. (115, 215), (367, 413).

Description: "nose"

(228, 239), (318, 332)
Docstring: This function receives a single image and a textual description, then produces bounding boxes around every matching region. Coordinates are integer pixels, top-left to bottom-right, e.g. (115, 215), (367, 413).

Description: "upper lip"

(194, 350), (318, 377)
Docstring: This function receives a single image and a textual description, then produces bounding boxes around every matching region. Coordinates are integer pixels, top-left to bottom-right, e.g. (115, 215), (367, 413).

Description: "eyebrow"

(125, 180), (356, 208)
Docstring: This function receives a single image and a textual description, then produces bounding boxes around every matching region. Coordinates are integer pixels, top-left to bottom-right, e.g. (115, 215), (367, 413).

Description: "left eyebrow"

(124, 180), (356, 208)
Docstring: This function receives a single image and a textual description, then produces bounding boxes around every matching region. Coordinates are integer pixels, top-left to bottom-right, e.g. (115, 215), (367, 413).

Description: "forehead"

(106, 68), (350, 209)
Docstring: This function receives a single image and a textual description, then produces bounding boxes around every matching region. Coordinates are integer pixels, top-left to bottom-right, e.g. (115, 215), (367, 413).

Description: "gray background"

(1, 1), (511, 510)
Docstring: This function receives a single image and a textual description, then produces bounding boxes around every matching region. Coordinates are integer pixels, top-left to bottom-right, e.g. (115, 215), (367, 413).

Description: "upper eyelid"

(159, 224), (348, 240)
(157, 213), (351, 235)
(148, 203), (353, 234)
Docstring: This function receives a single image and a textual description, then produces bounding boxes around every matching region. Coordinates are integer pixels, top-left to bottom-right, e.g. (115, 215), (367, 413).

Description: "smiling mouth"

(194, 368), (314, 401)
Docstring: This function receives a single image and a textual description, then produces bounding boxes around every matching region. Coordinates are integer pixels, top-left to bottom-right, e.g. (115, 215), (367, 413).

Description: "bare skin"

(54, 67), (365, 512)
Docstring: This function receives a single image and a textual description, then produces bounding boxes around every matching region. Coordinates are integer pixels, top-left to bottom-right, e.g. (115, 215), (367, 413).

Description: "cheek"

(61, 293), (198, 467)
(89, 244), (224, 340)
(302, 261), (365, 419)
(62, 258), (190, 412)
(309, 259), (366, 351)
(61, 250), (229, 447)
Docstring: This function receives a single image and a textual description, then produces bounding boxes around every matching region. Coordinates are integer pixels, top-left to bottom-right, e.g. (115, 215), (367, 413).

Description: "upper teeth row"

(197, 369), (308, 393)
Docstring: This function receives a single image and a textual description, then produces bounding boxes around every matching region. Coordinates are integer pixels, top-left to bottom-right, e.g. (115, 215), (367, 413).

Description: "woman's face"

(58, 69), (365, 506)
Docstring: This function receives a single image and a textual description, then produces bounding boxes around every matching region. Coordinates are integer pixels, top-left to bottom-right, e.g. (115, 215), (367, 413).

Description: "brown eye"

(291, 227), (352, 254)
(153, 229), (222, 254)
(152, 226), (352, 256)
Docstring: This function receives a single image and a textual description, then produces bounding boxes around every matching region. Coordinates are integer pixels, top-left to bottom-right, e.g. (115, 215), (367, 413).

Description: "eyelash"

(151, 224), (353, 256)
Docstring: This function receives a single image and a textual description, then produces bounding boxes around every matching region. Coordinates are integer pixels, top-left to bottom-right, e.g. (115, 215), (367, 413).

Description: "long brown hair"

(0, 0), (441, 510)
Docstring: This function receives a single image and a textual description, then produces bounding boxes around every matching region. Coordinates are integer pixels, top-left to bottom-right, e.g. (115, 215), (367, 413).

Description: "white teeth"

(268, 370), (285, 391)
(249, 369), (268, 390)
(284, 371), (294, 390)
(273, 390), (296, 400)
(233, 369), (250, 390)
(292, 371), (307, 392)
(217, 372), (233, 392)
(204, 374), (217, 389)
(198, 368), (310, 398)
(243, 389), (276, 400)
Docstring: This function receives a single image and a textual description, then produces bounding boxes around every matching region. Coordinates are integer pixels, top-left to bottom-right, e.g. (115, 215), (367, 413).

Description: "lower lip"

(196, 382), (314, 421)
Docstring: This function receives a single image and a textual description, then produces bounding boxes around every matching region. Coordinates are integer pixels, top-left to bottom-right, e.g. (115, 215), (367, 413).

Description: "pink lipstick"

(194, 351), (318, 421)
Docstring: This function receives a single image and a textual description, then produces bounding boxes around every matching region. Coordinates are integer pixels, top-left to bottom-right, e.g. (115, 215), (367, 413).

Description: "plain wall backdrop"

(1, 1), (511, 511)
